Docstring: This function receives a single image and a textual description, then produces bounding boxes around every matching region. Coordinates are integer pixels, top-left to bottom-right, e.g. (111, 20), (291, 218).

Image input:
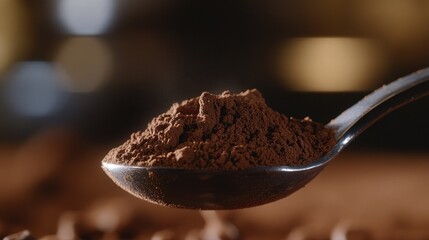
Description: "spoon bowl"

(102, 68), (429, 209)
(102, 159), (328, 209)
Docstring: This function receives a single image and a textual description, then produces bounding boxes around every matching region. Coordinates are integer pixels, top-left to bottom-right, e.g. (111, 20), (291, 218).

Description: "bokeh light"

(3, 62), (66, 117)
(54, 37), (113, 92)
(277, 37), (387, 92)
(57, 0), (116, 35)
(0, 0), (28, 75)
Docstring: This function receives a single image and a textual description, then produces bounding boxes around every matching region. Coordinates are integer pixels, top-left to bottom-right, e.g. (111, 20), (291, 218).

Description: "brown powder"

(103, 89), (336, 170)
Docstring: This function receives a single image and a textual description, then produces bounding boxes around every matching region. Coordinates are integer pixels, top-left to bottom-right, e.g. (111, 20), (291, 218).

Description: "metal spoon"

(102, 68), (429, 210)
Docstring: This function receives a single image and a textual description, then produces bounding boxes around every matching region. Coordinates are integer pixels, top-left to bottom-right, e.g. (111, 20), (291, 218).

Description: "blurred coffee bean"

(3, 230), (36, 240)
(150, 230), (176, 240)
(185, 211), (239, 240)
(56, 212), (79, 240)
(84, 198), (135, 234)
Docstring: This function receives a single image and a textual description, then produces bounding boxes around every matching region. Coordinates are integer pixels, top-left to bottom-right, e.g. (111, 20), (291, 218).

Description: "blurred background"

(1, 0), (428, 239)
(1, 0), (429, 148)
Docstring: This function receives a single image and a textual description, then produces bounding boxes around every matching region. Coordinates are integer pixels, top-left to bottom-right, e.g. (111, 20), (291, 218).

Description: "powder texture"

(103, 89), (336, 170)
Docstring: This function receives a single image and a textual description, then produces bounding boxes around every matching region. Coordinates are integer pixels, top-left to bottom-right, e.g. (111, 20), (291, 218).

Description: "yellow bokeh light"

(0, 0), (28, 75)
(277, 37), (387, 92)
(54, 37), (113, 92)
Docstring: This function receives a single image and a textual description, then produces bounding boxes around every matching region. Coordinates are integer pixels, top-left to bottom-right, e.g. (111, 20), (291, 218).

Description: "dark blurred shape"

(0, 128), (79, 211)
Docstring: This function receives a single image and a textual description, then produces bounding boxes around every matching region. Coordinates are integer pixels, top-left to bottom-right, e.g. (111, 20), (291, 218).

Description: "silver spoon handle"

(327, 67), (429, 149)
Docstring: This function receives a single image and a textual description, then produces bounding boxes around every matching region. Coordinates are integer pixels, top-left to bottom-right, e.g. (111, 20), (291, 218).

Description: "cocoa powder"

(103, 89), (336, 170)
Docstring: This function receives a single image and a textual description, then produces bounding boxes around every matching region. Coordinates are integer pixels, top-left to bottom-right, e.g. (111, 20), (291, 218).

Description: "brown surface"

(0, 129), (428, 239)
(233, 152), (429, 239)
(103, 89), (335, 169)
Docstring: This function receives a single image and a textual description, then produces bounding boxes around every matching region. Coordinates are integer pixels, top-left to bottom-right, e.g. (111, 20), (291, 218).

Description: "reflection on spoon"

(102, 68), (429, 210)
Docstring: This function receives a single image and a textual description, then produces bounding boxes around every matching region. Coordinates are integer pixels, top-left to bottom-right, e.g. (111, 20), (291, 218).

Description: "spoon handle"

(327, 67), (429, 149)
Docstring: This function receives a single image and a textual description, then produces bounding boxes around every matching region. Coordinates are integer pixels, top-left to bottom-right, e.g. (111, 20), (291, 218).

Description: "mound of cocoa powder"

(103, 89), (336, 170)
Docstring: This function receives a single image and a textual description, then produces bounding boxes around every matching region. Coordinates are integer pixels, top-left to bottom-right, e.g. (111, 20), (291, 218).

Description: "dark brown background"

(0, 0), (428, 151)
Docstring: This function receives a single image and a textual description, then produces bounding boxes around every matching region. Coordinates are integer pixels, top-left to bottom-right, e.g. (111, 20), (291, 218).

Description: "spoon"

(102, 68), (429, 210)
